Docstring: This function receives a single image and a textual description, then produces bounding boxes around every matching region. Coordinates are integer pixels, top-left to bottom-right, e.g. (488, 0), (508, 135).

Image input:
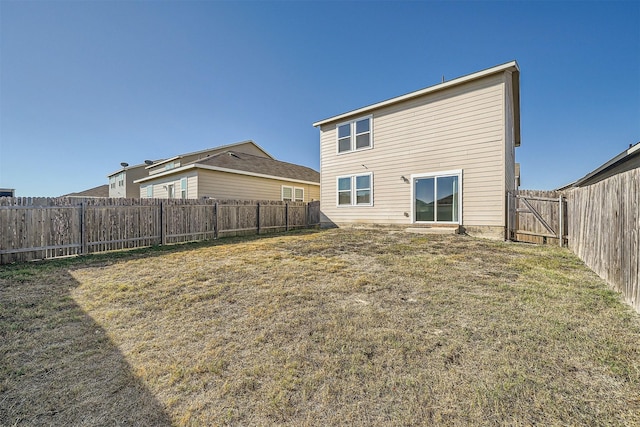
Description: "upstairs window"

(337, 116), (372, 153)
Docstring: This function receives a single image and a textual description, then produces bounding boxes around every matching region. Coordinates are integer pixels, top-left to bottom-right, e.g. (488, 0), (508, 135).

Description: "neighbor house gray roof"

(135, 151), (319, 185)
(63, 184), (109, 198)
(571, 141), (640, 188)
(195, 151), (319, 183)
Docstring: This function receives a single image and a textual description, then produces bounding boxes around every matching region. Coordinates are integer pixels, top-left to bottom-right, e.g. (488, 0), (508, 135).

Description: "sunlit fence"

(0, 198), (320, 264)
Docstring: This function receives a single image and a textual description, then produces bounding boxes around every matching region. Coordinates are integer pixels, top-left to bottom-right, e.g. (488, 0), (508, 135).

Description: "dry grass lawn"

(1, 228), (639, 426)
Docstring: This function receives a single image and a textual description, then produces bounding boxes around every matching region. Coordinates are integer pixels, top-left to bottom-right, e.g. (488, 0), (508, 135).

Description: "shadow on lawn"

(0, 266), (172, 426)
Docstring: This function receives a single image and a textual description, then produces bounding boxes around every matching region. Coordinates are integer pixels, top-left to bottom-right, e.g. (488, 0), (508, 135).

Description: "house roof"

(571, 141), (640, 188)
(107, 141), (273, 177)
(63, 184), (109, 198)
(312, 61), (521, 146)
(107, 160), (163, 178)
(135, 151), (320, 186)
(145, 140), (274, 169)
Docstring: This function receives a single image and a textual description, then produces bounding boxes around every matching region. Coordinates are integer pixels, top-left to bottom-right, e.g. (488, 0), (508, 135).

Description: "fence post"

(256, 202), (261, 235)
(285, 203), (289, 232)
(214, 201), (218, 240)
(160, 201), (165, 246)
(558, 195), (564, 247)
(80, 202), (87, 255)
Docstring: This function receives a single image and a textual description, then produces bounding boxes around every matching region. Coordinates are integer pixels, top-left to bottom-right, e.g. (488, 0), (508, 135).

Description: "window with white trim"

(282, 186), (304, 202)
(167, 184), (175, 199)
(146, 185), (153, 198)
(337, 173), (372, 206)
(180, 178), (187, 199)
(337, 116), (372, 153)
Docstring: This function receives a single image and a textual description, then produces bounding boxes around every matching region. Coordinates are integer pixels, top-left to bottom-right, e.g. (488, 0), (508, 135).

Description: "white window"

(109, 176), (116, 189)
(412, 170), (462, 224)
(282, 186), (304, 202)
(337, 116), (372, 154)
(146, 185), (153, 198)
(180, 178), (187, 199)
(167, 184), (175, 199)
(282, 186), (293, 201)
(337, 173), (372, 206)
(117, 172), (124, 187)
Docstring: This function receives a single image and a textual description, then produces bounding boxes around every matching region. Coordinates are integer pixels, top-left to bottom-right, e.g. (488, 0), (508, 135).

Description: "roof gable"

(313, 61), (520, 129)
(147, 140), (273, 170)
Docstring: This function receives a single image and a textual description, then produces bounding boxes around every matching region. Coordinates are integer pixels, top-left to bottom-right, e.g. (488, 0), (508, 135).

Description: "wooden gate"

(511, 190), (568, 246)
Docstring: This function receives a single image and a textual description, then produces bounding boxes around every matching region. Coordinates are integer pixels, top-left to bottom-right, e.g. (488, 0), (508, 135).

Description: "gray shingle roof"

(64, 184), (109, 198)
(194, 151), (319, 183)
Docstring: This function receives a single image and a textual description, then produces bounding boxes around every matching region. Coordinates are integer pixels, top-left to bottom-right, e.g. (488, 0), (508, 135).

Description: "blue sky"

(1, 1), (638, 196)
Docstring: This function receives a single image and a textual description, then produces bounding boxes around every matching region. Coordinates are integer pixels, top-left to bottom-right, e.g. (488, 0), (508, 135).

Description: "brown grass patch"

(1, 229), (639, 425)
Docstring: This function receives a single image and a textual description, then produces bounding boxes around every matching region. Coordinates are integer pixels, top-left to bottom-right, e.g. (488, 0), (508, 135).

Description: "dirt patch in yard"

(1, 229), (639, 425)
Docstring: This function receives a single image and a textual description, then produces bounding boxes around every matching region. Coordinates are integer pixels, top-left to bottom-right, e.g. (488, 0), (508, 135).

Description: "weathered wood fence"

(567, 168), (639, 312)
(513, 190), (568, 246)
(0, 198), (320, 264)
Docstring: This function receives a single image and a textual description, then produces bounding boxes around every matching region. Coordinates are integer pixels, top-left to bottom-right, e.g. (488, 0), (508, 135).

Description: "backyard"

(1, 228), (639, 426)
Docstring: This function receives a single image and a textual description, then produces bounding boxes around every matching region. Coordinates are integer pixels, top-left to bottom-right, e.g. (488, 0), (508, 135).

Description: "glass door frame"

(411, 169), (463, 225)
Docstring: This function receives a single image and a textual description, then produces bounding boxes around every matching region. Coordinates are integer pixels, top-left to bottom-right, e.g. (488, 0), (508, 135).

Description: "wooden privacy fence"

(511, 190), (568, 246)
(567, 168), (639, 312)
(0, 198), (320, 264)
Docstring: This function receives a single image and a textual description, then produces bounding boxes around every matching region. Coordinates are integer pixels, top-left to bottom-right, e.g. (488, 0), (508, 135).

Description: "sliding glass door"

(413, 171), (461, 223)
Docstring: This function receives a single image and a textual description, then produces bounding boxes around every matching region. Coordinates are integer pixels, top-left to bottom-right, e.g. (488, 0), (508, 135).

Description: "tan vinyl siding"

(197, 170), (319, 202)
(320, 72), (509, 227)
(140, 172), (198, 199)
(504, 70), (517, 193)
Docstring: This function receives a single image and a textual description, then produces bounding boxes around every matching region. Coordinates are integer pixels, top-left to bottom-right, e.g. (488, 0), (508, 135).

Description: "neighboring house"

(107, 162), (161, 198)
(63, 184), (109, 199)
(570, 141), (639, 188)
(0, 188), (15, 197)
(313, 61), (521, 239)
(135, 150), (320, 202)
(107, 140), (271, 198)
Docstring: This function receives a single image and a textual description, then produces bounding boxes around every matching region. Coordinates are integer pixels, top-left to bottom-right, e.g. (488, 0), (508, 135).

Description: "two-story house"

(313, 61), (520, 239)
(107, 140), (272, 198)
(133, 141), (320, 202)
